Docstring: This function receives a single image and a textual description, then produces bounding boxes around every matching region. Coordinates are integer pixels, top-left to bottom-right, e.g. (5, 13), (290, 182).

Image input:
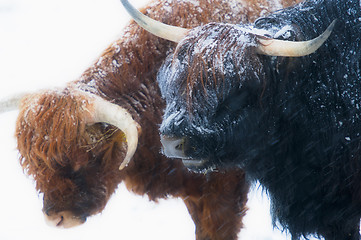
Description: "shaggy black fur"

(158, 0), (361, 239)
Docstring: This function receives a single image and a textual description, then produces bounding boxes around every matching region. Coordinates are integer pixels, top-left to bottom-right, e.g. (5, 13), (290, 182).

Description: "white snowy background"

(0, 0), (317, 239)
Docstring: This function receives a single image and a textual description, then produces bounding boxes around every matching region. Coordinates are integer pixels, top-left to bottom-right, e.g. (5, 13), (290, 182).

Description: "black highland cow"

(122, 0), (361, 239)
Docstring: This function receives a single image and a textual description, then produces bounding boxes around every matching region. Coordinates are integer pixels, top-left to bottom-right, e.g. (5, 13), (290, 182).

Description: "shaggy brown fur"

(16, 0), (300, 239)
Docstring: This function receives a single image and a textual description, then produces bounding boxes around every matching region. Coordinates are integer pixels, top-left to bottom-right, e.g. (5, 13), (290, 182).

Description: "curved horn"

(0, 92), (28, 114)
(257, 20), (336, 57)
(87, 93), (140, 170)
(120, 0), (189, 42)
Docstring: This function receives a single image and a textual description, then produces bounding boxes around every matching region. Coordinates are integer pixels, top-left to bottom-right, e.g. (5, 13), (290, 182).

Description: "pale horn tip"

(257, 19), (337, 57)
(0, 92), (28, 114)
(120, 0), (189, 43)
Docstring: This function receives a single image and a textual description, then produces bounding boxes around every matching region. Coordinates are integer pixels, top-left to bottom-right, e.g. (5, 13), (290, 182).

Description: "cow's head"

(121, 0), (335, 171)
(16, 89), (140, 227)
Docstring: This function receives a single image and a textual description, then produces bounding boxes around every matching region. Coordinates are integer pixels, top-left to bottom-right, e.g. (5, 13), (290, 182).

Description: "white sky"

(0, 0), (302, 239)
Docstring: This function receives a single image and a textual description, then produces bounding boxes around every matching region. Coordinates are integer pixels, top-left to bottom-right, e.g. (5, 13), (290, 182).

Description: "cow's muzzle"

(43, 210), (87, 228)
(160, 135), (206, 167)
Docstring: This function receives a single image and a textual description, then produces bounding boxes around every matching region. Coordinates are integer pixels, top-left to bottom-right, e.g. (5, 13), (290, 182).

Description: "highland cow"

(123, 0), (361, 239)
(12, 0), (299, 239)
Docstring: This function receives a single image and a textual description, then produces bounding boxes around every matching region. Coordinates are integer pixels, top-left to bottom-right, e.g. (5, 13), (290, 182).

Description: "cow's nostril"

(56, 215), (64, 227)
(175, 142), (184, 151)
(160, 135), (188, 159)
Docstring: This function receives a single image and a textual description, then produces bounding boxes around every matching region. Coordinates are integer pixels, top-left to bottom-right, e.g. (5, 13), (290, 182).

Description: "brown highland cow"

(9, 0), (299, 239)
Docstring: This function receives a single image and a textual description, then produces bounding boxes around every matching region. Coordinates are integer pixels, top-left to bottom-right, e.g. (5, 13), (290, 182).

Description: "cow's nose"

(43, 210), (86, 228)
(161, 135), (207, 168)
(160, 135), (188, 159)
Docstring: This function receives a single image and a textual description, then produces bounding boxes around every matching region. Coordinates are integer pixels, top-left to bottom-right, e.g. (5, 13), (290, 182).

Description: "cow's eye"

(214, 90), (250, 123)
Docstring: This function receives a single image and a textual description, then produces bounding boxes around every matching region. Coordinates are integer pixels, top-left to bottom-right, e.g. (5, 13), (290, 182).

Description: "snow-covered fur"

(15, 0), (300, 239)
(158, 0), (361, 239)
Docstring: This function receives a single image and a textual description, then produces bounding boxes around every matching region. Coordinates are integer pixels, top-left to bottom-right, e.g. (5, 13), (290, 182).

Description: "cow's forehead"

(161, 26), (260, 104)
(177, 23), (255, 55)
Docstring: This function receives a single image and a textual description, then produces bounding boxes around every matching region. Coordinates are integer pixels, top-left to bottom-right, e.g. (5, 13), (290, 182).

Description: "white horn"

(0, 92), (28, 114)
(120, 0), (189, 42)
(87, 93), (140, 170)
(257, 20), (336, 57)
